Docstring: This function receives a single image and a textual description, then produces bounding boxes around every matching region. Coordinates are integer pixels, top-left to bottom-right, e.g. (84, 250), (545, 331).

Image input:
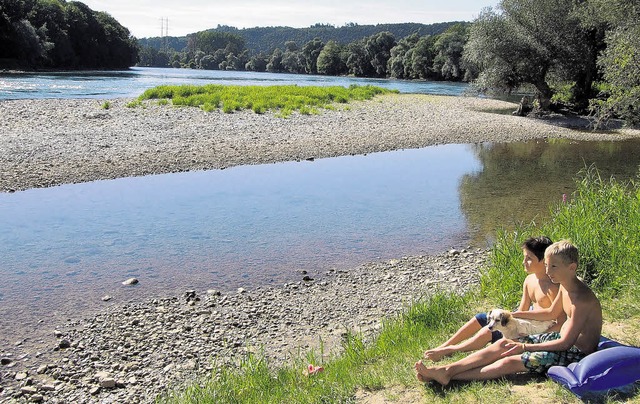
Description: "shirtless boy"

(424, 236), (563, 361)
(415, 240), (603, 385)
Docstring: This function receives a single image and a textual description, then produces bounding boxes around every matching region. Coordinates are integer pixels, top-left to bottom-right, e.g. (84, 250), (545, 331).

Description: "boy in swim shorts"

(424, 236), (564, 361)
(415, 240), (602, 383)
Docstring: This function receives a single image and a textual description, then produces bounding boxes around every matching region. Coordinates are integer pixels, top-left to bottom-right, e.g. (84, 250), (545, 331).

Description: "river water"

(1, 68), (639, 346)
(0, 67), (469, 100)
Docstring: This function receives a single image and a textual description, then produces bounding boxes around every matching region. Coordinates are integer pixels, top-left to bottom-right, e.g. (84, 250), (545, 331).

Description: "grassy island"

(136, 84), (397, 117)
(160, 168), (640, 403)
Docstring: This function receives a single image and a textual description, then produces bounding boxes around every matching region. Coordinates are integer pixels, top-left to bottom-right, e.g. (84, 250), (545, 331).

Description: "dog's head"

(486, 309), (512, 331)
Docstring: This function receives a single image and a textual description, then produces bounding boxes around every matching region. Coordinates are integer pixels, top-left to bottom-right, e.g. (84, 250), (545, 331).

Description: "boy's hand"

(501, 339), (526, 356)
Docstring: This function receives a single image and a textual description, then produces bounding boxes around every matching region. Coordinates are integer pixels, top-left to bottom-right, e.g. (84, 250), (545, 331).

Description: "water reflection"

(460, 139), (640, 245)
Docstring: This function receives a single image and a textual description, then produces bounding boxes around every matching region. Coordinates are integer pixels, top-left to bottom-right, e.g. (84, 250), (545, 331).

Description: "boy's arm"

(513, 289), (563, 321)
(517, 279), (532, 312)
(519, 300), (588, 353)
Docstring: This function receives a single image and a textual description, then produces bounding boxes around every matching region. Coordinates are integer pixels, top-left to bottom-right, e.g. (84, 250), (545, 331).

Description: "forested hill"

(138, 22), (460, 53)
(0, 0), (137, 70)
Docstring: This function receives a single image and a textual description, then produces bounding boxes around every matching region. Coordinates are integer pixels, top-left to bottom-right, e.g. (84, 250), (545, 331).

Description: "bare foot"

(415, 360), (431, 383)
(414, 360), (451, 386)
(423, 347), (451, 362)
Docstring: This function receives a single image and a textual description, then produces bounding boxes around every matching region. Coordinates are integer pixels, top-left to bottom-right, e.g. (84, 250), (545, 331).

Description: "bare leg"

(449, 356), (527, 381)
(440, 317), (483, 347)
(425, 326), (492, 361)
(416, 339), (520, 385)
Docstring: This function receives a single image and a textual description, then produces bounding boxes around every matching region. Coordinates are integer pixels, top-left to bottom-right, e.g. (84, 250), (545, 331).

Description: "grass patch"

(137, 84), (396, 117)
(160, 167), (640, 403)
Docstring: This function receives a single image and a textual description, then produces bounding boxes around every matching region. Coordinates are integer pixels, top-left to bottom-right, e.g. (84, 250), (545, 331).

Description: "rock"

(20, 386), (38, 394)
(1, 357), (12, 365)
(58, 339), (71, 349)
(99, 378), (116, 389)
(102, 295), (112, 301)
(122, 278), (139, 286)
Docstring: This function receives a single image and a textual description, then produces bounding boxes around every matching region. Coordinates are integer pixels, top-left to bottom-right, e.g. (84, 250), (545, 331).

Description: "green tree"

(365, 31), (395, 77)
(387, 33), (420, 79)
(464, 0), (593, 110)
(344, 40), (371, 77)
(187, 30), (245, 55)
(584, 0), (640, 127)
(316, 40), (344, 75)
(266, 47), (284, 73)
(282, 49), (303, 73)
(302, 37), (324, 74)
(245, 53), (267, 72)
(432, 24), (469, 81)
(407, 35), (435, 79)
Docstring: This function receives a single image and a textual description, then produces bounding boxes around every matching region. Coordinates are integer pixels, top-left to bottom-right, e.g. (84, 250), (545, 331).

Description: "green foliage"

(591, 23), (640, 128)
(138, 84), (396, 117)
(0, 0), (137, 69)
(100, 101), (110, 110)
(136, 23), (471, 83)
(463, 0), (591, 110)
(483, 166), (640, 303)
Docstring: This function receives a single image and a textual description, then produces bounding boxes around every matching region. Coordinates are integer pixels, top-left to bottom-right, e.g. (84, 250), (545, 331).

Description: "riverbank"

(1, 249), (485, 403)
(2, 94), (639, 193)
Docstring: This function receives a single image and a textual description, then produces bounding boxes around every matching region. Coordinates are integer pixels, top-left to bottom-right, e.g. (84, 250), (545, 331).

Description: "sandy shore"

(1, 95), (639, 402)
(2, 94), (638, 193)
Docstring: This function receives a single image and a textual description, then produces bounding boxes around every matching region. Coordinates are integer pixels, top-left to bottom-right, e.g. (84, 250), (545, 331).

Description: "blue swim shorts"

(475, 312), (503, 343)
(520, 332), (586, 375)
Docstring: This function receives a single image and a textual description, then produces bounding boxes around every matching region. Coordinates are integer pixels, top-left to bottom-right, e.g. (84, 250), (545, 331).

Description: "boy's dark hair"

(521, 236), (553, 261)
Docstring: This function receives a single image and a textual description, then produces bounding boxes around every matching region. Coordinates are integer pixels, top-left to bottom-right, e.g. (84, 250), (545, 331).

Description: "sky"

(79, 0), (500, 38)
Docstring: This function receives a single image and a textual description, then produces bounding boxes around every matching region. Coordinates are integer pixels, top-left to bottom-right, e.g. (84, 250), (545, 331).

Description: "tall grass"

(138, 84), (396, 117)
(160, 168), (640, 403)
(482, 166), (640, 307)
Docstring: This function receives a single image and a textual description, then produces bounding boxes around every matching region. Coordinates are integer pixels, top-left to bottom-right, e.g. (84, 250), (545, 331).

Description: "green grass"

(159, 167), (640, 403)
(137, 84), (396, 117)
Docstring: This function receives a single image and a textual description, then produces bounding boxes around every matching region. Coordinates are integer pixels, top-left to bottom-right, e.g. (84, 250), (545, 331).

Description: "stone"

(122, 278), (139, 285)
(20, 386), (38, 394)
(99, 378), (117, 389)
(1, 357), (12, 365)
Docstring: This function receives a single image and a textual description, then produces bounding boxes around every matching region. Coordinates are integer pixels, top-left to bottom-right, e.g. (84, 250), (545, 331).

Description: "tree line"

(0, 0), (137, 69)
(138, 23), (472, 83)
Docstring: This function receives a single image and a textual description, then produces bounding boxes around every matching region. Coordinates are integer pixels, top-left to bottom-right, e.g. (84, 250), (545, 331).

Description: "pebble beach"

(1, 94), (639, 403)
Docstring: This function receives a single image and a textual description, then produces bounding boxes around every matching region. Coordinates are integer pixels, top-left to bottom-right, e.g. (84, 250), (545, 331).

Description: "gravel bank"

(1, 249), (484, 403)
(2, 94), (638, 193)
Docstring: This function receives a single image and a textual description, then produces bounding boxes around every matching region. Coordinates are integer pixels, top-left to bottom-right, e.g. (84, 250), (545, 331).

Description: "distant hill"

(138, 22), (463, 54)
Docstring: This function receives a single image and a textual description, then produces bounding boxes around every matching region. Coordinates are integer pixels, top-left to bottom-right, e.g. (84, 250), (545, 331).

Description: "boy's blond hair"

(545, 239), (579, 265)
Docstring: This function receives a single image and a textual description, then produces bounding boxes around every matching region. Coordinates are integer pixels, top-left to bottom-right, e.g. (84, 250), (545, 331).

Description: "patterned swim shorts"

(520, 332), (586, 374)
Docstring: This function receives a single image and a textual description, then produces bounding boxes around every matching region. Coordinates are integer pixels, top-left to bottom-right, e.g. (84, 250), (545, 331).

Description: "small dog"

(486, 308), (555, 340)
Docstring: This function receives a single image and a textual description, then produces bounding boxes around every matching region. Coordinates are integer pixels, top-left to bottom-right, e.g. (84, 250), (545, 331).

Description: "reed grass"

(159, 167), (640, 403)
(138, 84), (396, 117)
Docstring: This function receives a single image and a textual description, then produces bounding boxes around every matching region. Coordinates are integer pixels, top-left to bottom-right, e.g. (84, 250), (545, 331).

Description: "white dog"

(486, 308), (555, 340)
